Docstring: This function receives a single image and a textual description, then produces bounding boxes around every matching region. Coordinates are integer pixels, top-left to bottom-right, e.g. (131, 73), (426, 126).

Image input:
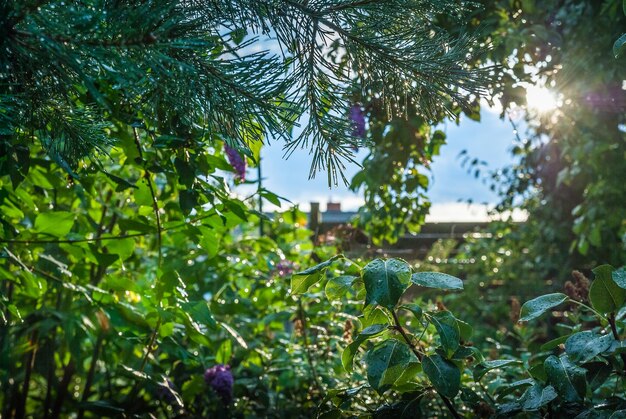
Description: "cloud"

(247, 192), (527, 223)
(426, 202), (527, 222)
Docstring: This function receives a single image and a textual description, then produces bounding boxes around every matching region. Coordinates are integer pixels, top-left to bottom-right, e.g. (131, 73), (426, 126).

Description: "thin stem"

(391, 309), (461, 419)
(76, 334), (104, 419)
(297, 300), (322, 393)
(139, 318), (162, 373)
(0, 201), (229, 245)
(15, 330), (38, 419)
(49, 360), (75, 419)
(0, 231), (149, 244)
(391, 310), (423, 361)
(257, 155), (264, 237)
(133, 127), (162, 266)
(569, 299), (604, 319)
(608, 313), (626, 375)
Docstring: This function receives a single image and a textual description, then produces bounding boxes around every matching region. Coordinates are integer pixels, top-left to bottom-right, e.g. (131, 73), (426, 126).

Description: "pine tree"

(1, 0), (490, 185)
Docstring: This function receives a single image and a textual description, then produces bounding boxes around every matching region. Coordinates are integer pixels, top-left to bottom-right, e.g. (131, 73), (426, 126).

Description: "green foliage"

(589, 264), (626, 313)
(519, 293), (568, 322)
(297, 257), (626, 417)
(2, 1), (626, 417)
(362, 258), (412, 310)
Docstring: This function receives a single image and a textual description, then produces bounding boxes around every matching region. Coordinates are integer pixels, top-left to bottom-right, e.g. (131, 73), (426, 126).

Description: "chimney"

(326, 202), (341, 212)
(309, 202), (320, 231)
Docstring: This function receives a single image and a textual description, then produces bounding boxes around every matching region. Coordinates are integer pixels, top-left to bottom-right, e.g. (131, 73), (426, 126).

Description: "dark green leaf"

(584, 362), (612, 390)
(325, 275), (357, 301)
(473, 359), (520, 381)
(457, 318), (473, 341)
(342, 324), (387, 372)
(519, 293), (568, 322)
(422, 354), (461, 398)
(612, 267), (626, 289)
(565, 331), (614, 363)
(400, 303), (423, 320)
(590, 265), (625, 314)
(540, 334), (570, 351)
(363, 258), (412, 310)
(365, 339), (416, 394)
(411, 272), (463, 290)
(495, 378), (534, 399)
(179, 189), (198, 216)
(181, 301), (216, 329)
(613, 33), (626, 58)
(544, 355), (586, 403)
(520, 383), (557, 411)
(430, 311), (460, 357)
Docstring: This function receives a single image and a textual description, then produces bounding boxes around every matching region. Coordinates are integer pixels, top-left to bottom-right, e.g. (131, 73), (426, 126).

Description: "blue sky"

(237, 107), (526, 221)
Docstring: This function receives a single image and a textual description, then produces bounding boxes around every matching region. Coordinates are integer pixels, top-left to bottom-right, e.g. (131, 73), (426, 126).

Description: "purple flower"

(349, 104), (366, 140)
(224, 144), (246, 182)
(274, 260), (294, 277)
(204, 364), (234, 404)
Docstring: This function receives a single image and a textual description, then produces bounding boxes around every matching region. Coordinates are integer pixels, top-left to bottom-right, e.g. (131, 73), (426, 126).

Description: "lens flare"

(525, 86), (559, 113)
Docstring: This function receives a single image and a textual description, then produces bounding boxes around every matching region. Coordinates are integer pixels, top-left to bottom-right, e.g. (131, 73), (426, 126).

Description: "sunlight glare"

(525, 86), (559, 113)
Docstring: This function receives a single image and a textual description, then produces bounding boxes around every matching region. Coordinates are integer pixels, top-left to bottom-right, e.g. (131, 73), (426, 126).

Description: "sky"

(235, 106), (528, 222)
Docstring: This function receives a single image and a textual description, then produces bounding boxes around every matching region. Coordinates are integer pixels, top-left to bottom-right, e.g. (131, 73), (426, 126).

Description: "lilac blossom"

(349, 104), (366, 139)
(224, 144), (246, 182)
(204, 364), (234, 404)
(274, 260), (294, 277)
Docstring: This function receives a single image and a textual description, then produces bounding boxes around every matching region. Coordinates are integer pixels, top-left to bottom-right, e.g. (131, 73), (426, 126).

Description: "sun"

(525, 86), (559, 113)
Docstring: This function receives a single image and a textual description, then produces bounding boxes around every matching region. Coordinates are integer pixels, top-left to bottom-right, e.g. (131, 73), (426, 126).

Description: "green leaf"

(565, 331), (614, 363)
(613, 33), (626, 58)
(291, 271), (321, 295)
(158, 322), (175, 338)
(363, 258), (412, 310)
(325, 275), (357, 301)
(198, 227), (220, 260)
(589, 265), (625, 313)
(612, 267), (626, 289)
(585, 361), (612, 390)
(520, 383), (557, 411)
(179, 189), (198, 216)
(291, 255), (342, 295)
(181, 301), (216, 329)
(540, 334), (570, 351)
(216, 340), (232, 364)
(365, 339), (416, 394)
(224, 199), (248, 221)
(400, 303), (423, 320)
(422, 354), (461, 398)
(105, 237), (135, 261)
(18, 270), (47, 299)
(495, 378), (534, 399)
(360, 306), (390, 328)
(430, 311), (460, 357)
(519, 293), (568, 322)
(473, 359), (520, 381)
(411, 272), (463, 290)
(342, 324), (387, 372)
(457, 318), (473, 341)
(34, 211), (74, 237)
(544, 355), (586, 403)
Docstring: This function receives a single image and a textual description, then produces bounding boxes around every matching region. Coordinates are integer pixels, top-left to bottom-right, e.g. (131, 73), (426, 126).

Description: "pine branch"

(1, 0), (492, 184)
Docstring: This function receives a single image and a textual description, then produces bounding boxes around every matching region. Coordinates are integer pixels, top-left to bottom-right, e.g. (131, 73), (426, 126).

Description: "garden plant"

(1, 0), (625, 418)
